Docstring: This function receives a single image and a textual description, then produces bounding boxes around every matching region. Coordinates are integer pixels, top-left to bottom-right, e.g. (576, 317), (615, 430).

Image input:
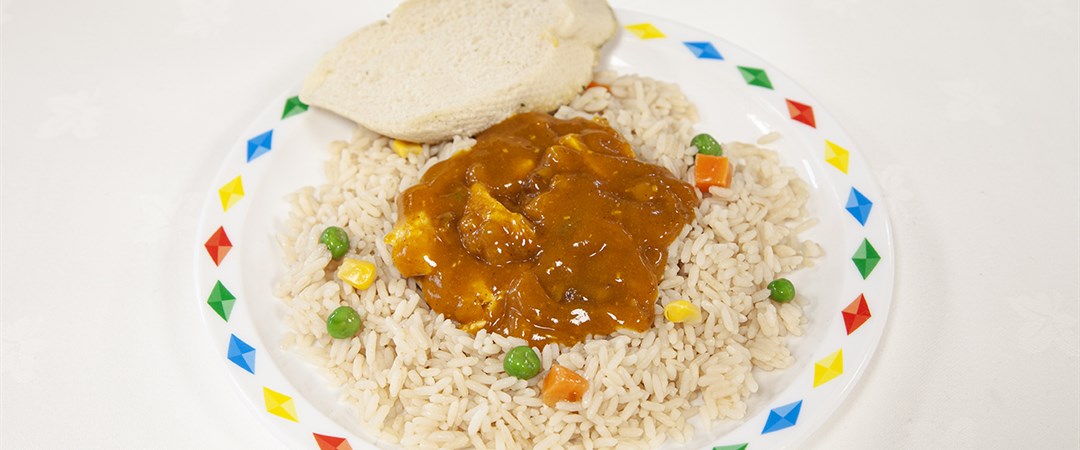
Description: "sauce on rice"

(386, 112), (698, 345)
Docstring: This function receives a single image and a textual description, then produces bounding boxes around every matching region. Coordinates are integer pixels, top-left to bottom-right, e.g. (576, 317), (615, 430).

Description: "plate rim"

(192, 8), (896, 450)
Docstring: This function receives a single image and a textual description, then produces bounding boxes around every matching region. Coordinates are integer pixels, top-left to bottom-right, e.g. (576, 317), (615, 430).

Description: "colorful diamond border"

(634, 22), (888, 445)
(195, 11), (892, 450)
(195, 92), (352, 449)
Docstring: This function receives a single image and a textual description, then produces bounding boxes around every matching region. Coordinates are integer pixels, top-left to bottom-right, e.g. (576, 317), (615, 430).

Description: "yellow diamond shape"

(263, 387), (299, 422)
(824, 140), (850, 174)
(218, 176), (244, 212)
(813, 349), (844, 387)
(624, 23), (665, 39)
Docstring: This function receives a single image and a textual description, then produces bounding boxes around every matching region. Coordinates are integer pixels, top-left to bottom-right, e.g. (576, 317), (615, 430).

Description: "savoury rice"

(275, 72), (821, 449)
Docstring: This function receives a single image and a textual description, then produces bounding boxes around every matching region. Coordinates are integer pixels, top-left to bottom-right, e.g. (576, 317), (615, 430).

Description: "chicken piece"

(384, 211), (438, 277)
(558, 129), (634, 158)
(458, 183), (540, 265)
(458, 279), (506, 333)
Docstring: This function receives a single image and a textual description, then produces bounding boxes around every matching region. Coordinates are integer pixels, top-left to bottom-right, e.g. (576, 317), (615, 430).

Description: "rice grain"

(276, 72), (820, 448)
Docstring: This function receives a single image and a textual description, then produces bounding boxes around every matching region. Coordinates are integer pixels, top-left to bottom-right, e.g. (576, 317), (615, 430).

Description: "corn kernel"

(337, 258), (377, 290)
(664, 300), (702, 324)
(391, 139), (423, 158)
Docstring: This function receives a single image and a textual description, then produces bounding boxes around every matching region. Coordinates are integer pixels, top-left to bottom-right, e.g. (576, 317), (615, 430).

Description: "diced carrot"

(541, 364), (589, 407)
(586, 81), (609, 91)
(693, 154), (733, 191)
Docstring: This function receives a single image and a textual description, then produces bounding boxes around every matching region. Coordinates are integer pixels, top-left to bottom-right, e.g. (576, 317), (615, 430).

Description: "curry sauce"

(386, 112), (698, 345)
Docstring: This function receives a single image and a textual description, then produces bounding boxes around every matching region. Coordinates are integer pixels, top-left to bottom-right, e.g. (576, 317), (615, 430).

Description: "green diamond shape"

(714, 444), (748, 450)
(281, 95), (309, 119)
(852, 239), (881, 279)
(737, 66), (773, 89)
(207, 281), (236, 321)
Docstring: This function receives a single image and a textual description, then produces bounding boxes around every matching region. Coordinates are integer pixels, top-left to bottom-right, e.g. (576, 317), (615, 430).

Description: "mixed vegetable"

(319, 226), (350, 259)
(337, 258), (377, 290)
(391, 139), (423, 158)
(326, 306), (362, 339)
(585, 81), (610, 91)
(691, 133), (732, 191)
(503, 346), (542, 380)
(693, 154), (733, 191)
(691, 133), (723, 156)
(498, 347), (590, 407)
(541, 364), (589, 407)
(318, 226), (378, 339)
(767, 278), (796, 303)
(663, 300), (702, 324)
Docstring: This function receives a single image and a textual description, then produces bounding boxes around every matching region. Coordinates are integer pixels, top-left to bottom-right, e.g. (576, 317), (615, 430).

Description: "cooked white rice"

(274, 72), (822, 449)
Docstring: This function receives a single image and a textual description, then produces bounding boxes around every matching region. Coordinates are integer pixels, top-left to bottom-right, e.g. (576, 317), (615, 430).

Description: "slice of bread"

(300, 0), (616, 143)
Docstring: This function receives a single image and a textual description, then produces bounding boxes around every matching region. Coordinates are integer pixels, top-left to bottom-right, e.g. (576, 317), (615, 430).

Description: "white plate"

(194, 9), (894, 450)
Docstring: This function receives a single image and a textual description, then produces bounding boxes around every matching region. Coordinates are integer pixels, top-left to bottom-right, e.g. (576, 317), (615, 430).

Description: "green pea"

(691, 133), (723, 156)
(503, 346), (542, 380)
(767, 278), (796, 303)
(319, 226), (350, 259)
(326, 306), (362, 338)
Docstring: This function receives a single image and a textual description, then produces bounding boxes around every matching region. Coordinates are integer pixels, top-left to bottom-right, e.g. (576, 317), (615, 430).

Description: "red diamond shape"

(786, 99), (816, 128)
(204, 226), (232, 266)
(313, 433), (352, 450)
(842, 294), (871, 335)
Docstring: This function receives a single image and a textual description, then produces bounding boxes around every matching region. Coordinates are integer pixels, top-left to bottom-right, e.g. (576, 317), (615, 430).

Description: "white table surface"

(2, 0), (1078, 448)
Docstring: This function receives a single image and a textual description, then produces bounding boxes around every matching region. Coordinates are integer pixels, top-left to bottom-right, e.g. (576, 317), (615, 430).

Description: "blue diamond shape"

(683, 41), (723, 60)
(844, 187), (873, 225)
(246, 130), (274, 162)
(227, 334), (256, 374)
(761, 399), (802, 434)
